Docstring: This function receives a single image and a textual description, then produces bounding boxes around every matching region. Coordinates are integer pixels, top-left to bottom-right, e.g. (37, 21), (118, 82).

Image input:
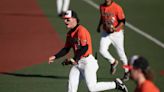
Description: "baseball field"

(0, 0), (164, 92)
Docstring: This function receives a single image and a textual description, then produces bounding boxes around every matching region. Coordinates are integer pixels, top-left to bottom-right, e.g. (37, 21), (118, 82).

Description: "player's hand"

(110, 25), (117, 32)
(72, 61), (78, 65)
(48, 56), (56, 64)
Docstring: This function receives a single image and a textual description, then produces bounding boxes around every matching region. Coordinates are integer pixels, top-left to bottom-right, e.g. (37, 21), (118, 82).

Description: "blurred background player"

(97, 0), (129, 81)
(56, 0), (70, 17)
(127, 55), (160, 92)
(49, 10), (128, 92)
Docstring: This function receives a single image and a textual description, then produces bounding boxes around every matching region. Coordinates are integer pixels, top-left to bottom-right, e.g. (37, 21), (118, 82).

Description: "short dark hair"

(71, 10), (80, 23)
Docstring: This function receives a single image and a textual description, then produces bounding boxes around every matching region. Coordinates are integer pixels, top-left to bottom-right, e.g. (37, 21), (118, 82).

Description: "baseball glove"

(61, 58), (77, 66)
(103, 18), (116, 33)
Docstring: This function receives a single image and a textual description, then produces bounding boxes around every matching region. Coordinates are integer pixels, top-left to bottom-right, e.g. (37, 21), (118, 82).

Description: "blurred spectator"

(125, 55), (160, 92)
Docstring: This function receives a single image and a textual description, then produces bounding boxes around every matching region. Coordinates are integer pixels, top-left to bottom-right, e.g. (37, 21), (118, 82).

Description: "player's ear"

(72, 18), (78, 23)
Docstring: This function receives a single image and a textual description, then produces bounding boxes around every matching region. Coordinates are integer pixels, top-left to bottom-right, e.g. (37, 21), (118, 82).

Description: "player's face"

(130, 68), (141, 81)
(105, 0), (112, 5)
(64, 17), (77, 29)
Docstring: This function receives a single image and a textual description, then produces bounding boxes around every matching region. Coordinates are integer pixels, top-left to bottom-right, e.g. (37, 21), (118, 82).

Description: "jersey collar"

(70, 24), (79, 32)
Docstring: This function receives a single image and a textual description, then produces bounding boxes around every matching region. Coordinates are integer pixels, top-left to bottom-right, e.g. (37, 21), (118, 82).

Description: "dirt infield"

(0, 0), (63, 72)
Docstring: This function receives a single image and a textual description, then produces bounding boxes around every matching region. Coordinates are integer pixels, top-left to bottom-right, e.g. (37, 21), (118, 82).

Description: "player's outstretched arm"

(48, 47), (71, 64)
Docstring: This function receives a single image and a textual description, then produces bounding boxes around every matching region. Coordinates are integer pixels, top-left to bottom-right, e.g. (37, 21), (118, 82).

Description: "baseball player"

(49, 10), (128, 92)
(125, 55), (160, 92)
(56, 0), (70, 17)
(97, 0), (129, 81)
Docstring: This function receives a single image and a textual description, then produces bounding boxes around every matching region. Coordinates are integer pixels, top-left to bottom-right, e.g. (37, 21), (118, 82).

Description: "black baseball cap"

(123, 55), (149, 71)
(63, 10), (80, 23)
(63, 10), (78, 19)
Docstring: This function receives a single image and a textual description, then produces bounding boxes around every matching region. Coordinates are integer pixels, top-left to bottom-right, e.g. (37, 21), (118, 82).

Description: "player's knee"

(88, 85), (96, 92)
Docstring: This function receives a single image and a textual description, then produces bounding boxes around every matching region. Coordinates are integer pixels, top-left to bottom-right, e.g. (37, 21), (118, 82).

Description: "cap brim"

(123, 65), (133, 70)
(62, 16), (71, 19)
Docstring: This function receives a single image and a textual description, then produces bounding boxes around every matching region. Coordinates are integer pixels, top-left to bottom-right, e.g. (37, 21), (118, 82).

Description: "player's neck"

(138, 75), (146, 86)
(70, 24), (79, 31)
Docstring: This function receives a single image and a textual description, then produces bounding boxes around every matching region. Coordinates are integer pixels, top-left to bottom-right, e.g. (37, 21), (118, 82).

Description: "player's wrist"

(69, 58), (76, 63)
(70, 58), (78, 65)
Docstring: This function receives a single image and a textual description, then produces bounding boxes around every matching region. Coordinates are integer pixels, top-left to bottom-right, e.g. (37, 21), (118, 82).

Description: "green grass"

(0, 0), (164, 92)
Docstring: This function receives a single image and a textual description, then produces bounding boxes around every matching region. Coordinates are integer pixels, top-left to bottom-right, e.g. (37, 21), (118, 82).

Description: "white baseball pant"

(56, 0), (70, 14)
(68, 55), (116, 92)
(99, 30), (128, 72)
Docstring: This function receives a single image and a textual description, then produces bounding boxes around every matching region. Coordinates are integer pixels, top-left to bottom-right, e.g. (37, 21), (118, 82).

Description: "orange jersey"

(100, 2), (125, 32)
(65, 25), (92, 58)
(135, 80), (160, 92)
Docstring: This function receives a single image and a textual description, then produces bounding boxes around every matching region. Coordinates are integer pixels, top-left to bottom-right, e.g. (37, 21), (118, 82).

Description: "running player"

(126, 55), (160, 92)
(49, 10), (128, 92)
(97, 0), (129, 81)
(56, 0), (70, 17)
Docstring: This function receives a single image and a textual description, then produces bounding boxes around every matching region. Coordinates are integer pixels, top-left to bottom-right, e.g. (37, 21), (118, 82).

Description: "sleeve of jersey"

(78, 27), (88, 46)
(117, 6), (125, 20)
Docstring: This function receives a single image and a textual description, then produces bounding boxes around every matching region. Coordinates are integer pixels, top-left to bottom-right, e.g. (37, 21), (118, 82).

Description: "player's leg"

(84, 56), (116, 91)
(56, 0), (63, 15)
(110, 31), (128, 69)
(68, 66), (80, 92)
(84, 55), (128, 92)
(99, 31), (115, 64)
(99, 31), (118, 74)
(62, 0), (70, 12)
(110, 31), (129, 80)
